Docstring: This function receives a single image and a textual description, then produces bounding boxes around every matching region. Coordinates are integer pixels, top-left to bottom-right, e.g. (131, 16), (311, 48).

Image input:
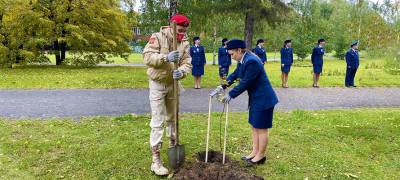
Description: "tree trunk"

(60, 41), (66, 62)
(169, 0), (177, 17)
(54, 40), (62, 65)
(244, 12), (255, 49)
(212, 25), (217, 65)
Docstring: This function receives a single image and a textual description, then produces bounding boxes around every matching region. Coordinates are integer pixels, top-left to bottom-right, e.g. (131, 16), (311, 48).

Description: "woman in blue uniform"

(252, 39), (267, 64)
(280, 39), (293, 88)
(190, 36), (206, 89)
(218, 38), (231, 81)
(216, 39), (279, 166)
(311, 38), (326, 88)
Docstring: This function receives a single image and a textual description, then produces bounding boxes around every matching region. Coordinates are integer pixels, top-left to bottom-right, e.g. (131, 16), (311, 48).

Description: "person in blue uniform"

(311, 38), (326, 88)
(218, 38), (231, 82)
(280, 39), (293, 88)
(190, 36), (206, 89)
(214, 39), (278, 166)
(345, 41), (360, 87)
(253, 39), (267, 65)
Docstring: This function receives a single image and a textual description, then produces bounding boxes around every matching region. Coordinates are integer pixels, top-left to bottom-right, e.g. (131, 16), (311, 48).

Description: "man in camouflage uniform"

(142, 14), (192, 176)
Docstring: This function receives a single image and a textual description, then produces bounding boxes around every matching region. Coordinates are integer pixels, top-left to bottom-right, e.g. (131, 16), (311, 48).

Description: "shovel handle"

(172, 22), (180, 145)
(222, 104), (229, 164)
(205, 96), (212, 163)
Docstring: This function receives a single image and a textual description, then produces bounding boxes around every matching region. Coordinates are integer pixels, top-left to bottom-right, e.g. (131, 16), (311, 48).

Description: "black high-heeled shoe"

(241, 156), (254, 161)
(246, 157), (266, 166)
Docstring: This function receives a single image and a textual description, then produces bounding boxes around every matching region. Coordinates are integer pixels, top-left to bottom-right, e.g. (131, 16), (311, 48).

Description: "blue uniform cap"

(226, 39), (246, 50)
(351, 40), (359, 47)
(193, 36), (200, 42)
(222, 38), (228, 45)
(318, 38), (326, 43)
(256, 39), (265, 45)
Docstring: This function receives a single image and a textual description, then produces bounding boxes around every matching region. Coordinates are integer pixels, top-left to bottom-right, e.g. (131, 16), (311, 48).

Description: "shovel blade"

(168, 144), (185, 170)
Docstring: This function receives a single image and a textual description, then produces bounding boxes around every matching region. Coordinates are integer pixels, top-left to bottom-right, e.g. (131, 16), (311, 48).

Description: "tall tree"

(32, 0), (131, 65)
(207, 0), (289, 48)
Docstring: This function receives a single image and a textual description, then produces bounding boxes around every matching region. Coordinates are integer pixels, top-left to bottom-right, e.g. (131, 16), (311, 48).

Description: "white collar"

(239, 52), (247, 64)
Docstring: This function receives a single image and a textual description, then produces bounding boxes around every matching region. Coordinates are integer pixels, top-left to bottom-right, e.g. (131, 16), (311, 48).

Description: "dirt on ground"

(174, 151), (264, 180)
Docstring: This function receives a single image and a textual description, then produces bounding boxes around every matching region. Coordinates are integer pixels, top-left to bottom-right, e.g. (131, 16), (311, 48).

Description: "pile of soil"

(174, 151), (263, 180)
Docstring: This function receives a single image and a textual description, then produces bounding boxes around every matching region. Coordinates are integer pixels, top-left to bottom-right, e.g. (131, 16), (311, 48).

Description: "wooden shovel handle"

(172, 22), (180, 145)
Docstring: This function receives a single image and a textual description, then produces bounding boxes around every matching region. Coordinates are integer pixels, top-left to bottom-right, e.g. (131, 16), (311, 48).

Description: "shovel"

(168, 22), (185, 170)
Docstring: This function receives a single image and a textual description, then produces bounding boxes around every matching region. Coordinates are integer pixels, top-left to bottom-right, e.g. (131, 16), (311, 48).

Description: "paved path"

(0, 87), (399, 118)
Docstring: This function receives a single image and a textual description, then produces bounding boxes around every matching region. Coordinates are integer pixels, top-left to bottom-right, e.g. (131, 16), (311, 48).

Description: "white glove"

(172, 70), (184, 80)
(166, 51), (179, 63)
(221, 94), (232, 104)
(210, 86), (224, 97)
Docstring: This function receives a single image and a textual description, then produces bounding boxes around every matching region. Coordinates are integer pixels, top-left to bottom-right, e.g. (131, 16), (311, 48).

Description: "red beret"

(170, 14), (190, 27)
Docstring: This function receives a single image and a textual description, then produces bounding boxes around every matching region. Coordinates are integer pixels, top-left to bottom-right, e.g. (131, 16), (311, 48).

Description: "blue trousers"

(345, 67), (358, 86)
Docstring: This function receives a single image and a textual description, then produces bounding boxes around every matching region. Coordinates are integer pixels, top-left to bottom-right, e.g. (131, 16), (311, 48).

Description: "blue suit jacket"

(280, 47), (293, 65)
(227, 52), (278, 111)
(190, 45), (206, 66)
(218, 47), (231, 67)
(252, 46), (267, 63)
(311, 46), (324, 65)
(345, 49), (359, 68)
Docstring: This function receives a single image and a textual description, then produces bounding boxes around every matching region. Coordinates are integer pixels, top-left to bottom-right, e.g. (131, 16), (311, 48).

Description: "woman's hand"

(222, 94), (232, 104)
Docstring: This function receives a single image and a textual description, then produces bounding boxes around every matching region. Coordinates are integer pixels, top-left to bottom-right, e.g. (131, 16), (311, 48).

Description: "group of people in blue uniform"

(190, 36), (360, 89)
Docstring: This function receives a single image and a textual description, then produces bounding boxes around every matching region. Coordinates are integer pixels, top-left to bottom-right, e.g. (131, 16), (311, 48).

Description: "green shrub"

(384, 53), (400, 75)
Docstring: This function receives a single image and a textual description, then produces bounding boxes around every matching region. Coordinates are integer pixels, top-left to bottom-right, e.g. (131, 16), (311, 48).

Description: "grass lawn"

(2, 57), (399, 89)
(0, 108), (399, 179)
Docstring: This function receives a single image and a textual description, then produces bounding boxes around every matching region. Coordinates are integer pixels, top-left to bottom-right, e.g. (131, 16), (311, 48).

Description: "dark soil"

(174, 151), (264, 180)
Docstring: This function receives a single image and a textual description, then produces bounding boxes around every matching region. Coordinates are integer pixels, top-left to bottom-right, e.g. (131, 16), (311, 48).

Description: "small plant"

(384, 53), (400, 75)
(365, 62), (383, 69)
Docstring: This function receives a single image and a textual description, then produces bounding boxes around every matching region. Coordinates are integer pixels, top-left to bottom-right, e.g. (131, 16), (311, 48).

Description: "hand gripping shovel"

(168, 22), (185, 170)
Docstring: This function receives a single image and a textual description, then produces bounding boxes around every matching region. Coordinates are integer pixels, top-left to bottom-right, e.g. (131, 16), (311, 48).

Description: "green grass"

(2, 57), (400, 89)
(0, 108), (399, 179)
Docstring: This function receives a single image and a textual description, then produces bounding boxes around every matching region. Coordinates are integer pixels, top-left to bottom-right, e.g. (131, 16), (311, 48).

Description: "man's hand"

(172, 70), (184, 80)
(222, 94), (232, 104)
(282, 64), (285, 67)
(166, 51), (179, 63)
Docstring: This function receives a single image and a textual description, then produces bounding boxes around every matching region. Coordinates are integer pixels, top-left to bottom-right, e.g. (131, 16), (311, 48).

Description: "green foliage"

(64, 53), (113, 67)
(385, 52), (400, 75)
(0, 0), (131, 67)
